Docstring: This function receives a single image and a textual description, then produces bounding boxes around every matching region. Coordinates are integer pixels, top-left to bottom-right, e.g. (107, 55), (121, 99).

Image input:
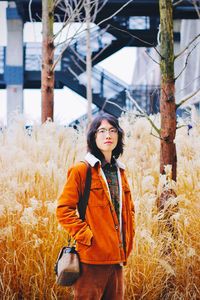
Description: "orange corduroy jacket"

(56, 153), (135, 265)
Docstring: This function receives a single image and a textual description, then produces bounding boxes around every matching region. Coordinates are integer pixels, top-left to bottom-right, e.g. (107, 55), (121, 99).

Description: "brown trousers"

(73, 263), (124, 300)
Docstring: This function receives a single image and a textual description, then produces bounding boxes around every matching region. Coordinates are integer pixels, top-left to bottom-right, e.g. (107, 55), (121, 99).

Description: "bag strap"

(77, 161), (91, 221)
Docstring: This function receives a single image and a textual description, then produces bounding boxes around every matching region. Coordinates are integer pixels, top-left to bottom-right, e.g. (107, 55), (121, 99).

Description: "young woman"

(56, 113), (135, 300)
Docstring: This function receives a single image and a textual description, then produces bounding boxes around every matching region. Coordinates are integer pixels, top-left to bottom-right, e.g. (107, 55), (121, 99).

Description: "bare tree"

(159, 0), (177, 183)
(41, 0), (105, 124)
(41, 0), (54, 123)
(105, 1), (199, 210)
(157, 0), (200, 208)
(40, 0), (133, 125)
(41, 0), (88, 123)
(54, 0), (132, 127)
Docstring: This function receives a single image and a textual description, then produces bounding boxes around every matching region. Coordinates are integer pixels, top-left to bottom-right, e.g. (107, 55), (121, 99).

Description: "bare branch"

(52, 22), (87, 71)
(53, 0), (134, 71)
(28, 0), (42, 39)
(176, 124), (189, 130)
(69, 45), (86, 65)
(96, 0), (133, 28)
(35, 13), (42, 21)
(67, 66), (80, 81)
(53, 0), (63, 10)
(192, 0), (200, 18)
(109, 24), (155, 48)
(102, 99), (126, 113)
(175, 33), (200, 59)
(54, 21), (107, 48)
(144, 48), (161, 65)
(150, 132), (162, 140)
(175, 41), (200, 80)
(126, 90), (160, 134)
(176, 87), (200, 108)
(105, 91), (161, 135)
(176, 75), (200, 96)
(28, 0), (33, 23)
(84, 0), (97, 21)
(91, 0), (108, 23)
(173, 0), (185, 7)
(92, 41), (111, 62)
(54, 13), (62, 22)
(54, 23), (84, 47)
(53, 0), (85, 40)
(101, 99), (146, 120)
(108, 24), (162, 61)
(51, 40), (72, 72)
(70, 54), (86, 72)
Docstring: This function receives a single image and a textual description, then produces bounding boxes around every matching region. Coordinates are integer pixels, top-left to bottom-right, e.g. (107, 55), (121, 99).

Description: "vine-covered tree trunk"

(41, 0), (54, 123)
(159, 0), (177, 182)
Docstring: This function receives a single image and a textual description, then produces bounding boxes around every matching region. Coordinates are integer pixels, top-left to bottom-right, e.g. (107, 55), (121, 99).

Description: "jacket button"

(115, 225), (118, 230)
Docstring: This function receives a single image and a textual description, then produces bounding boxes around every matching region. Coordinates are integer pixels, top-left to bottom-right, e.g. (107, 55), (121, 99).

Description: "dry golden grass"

(0, 113), (200, 299)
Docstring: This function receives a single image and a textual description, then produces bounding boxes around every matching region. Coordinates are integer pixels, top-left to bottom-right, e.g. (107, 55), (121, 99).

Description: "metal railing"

(0, 45), (160, 115)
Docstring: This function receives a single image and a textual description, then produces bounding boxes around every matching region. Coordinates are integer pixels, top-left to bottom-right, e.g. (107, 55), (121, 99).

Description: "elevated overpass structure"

(0, 0), (199, 123)
(10, 0), (199, 22)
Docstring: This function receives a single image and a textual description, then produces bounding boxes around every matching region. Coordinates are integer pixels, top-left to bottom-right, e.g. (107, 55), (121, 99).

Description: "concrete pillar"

(6, 2), (24, 126)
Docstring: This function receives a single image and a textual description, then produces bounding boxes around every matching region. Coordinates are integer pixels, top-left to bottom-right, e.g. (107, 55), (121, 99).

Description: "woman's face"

(95, 120), (118, 158)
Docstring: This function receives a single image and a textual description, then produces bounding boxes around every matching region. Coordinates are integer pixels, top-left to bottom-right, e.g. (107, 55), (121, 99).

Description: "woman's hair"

(87, 112), (124, 160)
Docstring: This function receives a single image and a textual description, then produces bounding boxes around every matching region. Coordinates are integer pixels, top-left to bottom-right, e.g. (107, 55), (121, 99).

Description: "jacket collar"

(85, 152), (125, 170)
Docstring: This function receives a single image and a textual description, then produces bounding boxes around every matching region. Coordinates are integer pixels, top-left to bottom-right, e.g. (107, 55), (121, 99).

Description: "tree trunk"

(85, 0), (92, 128)
(41, 0), (54, 123)
(159, 0), (177, 182)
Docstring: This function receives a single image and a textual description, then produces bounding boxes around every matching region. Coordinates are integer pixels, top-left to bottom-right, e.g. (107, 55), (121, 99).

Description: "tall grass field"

(0, 113), (200, 299)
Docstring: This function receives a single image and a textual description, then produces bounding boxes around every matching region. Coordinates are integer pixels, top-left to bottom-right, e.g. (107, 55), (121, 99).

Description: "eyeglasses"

(96, 127), (118, 136)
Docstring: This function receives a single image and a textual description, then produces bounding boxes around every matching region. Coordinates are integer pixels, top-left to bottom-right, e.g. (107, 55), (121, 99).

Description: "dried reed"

(0, 113), (200, 299)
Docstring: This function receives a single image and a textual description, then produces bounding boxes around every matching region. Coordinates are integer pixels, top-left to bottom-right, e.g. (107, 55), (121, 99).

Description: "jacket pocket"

(76, 242), (91, 254)
(88, 179), (108, 207)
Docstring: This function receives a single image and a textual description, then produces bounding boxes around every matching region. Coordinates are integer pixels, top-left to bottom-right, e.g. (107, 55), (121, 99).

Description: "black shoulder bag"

(54, 161), (91, 286)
